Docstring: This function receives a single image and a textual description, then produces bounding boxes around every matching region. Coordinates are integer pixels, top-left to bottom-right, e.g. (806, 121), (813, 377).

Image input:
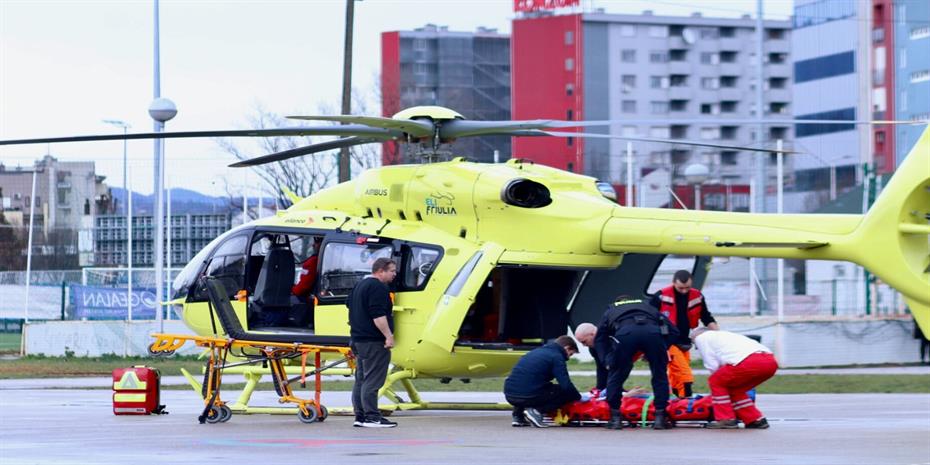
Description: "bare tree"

(218, 96), (380, 210)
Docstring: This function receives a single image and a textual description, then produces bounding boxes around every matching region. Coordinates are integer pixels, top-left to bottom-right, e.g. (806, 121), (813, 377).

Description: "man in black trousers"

(596, 295), (678, 430)
(348, 257), (398, 428)
(504, 335), (582, 428)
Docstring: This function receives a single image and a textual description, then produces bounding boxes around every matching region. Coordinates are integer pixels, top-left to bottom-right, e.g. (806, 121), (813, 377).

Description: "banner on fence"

(70, 285), (158, 320)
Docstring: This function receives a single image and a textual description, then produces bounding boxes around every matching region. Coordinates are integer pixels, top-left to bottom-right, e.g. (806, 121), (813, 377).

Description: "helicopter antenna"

(335, 216), (351, 232)
(374, 218), (391, 236)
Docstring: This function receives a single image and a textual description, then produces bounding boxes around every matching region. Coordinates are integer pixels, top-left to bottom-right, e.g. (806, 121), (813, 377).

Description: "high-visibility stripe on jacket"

(658, 286), (703, 329)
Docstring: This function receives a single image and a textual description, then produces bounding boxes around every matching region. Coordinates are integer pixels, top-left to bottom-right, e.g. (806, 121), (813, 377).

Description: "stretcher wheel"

(218, 405), (232, 423)
(297, 406), (319, 424)
(204, 406), (224, 424)
(317, 405), (329, 422)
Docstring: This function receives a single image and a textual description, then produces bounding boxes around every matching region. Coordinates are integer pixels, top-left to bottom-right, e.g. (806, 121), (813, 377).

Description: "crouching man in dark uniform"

(503, 335), (582, 428)
(596, 295), (678, 430)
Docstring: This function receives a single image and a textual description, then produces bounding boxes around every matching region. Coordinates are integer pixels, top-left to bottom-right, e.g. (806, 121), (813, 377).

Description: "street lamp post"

(103, 119), (132, 320)
(149, 97), (177, 331)
(684, 163), (710, 210)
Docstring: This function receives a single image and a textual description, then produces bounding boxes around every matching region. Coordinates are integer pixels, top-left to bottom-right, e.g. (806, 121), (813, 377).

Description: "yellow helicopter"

(2, 106), (928, 418)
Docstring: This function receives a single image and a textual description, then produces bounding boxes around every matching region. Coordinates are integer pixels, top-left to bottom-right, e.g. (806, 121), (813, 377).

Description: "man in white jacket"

(692, 328), (779, 429)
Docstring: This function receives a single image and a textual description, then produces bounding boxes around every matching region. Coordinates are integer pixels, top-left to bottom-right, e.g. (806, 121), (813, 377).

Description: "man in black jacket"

(503, 335), (581, 428)
(595, 295), (678, 430)
(348, 257), (398, 428)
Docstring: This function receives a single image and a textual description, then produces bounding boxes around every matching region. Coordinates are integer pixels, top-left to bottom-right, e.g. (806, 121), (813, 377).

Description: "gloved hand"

(580, 393), (592, 402)
(676, 343), (692, 351)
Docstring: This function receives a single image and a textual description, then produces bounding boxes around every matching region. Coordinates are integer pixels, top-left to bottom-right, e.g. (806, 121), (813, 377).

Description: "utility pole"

(338, 0), (356, 183)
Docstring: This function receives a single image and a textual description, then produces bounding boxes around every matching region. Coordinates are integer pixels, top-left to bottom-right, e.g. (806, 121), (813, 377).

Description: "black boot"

(653, 409), (670, 430)
(684, 382), (693, 398)
(606, 409), (624, 430)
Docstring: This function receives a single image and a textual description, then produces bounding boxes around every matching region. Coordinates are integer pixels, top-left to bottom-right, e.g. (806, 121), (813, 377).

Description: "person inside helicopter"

(248, 233), (319, 329)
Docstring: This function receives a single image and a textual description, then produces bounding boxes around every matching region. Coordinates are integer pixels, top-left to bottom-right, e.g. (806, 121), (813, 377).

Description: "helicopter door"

(421, 243), (504, 352)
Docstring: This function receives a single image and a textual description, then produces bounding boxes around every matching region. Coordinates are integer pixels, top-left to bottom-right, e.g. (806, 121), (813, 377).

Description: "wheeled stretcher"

(553, 394), (718, 427)
(148, 278), (354, 424)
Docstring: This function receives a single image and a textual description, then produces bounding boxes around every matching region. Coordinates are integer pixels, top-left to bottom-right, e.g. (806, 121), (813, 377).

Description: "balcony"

(719, 63), (741, 76)
(719, 38), (741, 51)
(668, 61), (691, 74)
(765, 63), (791, 77)
(764, 40), (790, 54)
(667, 36), (687, 49)
(872, 27), (885, 43)
(668, 87), (693, 100)
(766, 88), (791, 102)
(718, 88), (742, 101)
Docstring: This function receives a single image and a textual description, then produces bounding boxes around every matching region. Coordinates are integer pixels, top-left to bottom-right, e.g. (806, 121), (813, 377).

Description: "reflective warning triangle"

(118, 371), (141, 389)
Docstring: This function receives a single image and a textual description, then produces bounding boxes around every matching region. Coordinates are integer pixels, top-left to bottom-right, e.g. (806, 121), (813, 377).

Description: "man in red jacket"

(292, 237), (324, 302)
(649, 270), (719, 398)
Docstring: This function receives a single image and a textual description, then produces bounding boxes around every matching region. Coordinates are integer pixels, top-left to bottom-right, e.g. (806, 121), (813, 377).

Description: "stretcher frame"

(148, 332), (354, 424)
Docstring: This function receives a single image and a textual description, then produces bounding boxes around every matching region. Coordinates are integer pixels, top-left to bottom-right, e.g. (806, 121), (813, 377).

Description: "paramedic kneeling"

(504, 335), (581, 428)
(597, 295), (677, 430)
(692, 327), (779, 429)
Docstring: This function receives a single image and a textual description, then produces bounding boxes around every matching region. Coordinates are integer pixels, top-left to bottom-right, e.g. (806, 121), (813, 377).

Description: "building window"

(650, 76), (668, 89)
(566, 83), (574, 96)
(796, 107), (856, 137)
(621, 75), (636, 89)
(720, 76), (738, 88)
(651, 101), (669, 114)
(621, 100), (637, 113)
(620, 24), (635, 37)
(669, 75), (688, 87)
(700, 77), (718, 89)
(649, 127), (669, 138)
(670, 100), (688, 112)
(649, 51), (668, 63)
(720, 101), (738, 113)
(769, 77), (787, 89)
(700, 104), (713, 114)
(721, 151), (738, 165)
(622, 125), (637, 136)
(565, 30), (574, 45)
(766, 28), (786, 40)
(669, 49), (687, 61)
(720, 51), (738, 63)
(566, 109), (573, 121)
(700, 28), (718, 39)
(719, 27), (735, 38)
(910, 70), (930, 83)
(565, 58), (574, 71)
(700, 52), (718, 64)
(648, 25), (668, 37)
(700, 127), (720, 140)
(621, 49), (636, 63)
(794, 51), (855, 83)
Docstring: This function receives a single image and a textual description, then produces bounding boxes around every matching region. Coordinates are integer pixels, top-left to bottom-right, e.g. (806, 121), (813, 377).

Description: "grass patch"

(0, 333), (21, 353)
(0, 354), (205, 379)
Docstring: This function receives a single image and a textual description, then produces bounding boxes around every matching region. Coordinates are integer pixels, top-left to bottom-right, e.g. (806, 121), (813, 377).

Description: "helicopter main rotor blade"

(228, 136), (381, 168)
(287, 115), (434, 138)
(439, 119), (615, 138)
(539, 131), (799, 154)
(0, 125), (400, 146)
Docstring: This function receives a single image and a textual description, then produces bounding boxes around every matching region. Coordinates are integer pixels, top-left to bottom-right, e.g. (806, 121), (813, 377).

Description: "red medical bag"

(112, 366), (165, 415)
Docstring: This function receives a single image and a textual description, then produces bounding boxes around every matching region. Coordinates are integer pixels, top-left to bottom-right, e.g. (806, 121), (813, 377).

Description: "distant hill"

(110, 187), (231, 215)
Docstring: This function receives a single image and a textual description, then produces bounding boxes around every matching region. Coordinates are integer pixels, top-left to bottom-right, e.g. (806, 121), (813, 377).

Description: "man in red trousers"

(692, 327), (778, 429)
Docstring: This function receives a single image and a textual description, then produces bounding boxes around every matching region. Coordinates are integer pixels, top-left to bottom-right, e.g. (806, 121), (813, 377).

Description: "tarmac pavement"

(1, 389), (928, 465)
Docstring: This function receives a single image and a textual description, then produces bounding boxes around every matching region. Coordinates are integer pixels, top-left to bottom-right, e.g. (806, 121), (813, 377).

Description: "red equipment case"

(112, 366), (165, 415)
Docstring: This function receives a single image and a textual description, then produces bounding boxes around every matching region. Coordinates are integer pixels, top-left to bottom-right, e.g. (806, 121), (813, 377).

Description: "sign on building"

(513, 0), (580, 13)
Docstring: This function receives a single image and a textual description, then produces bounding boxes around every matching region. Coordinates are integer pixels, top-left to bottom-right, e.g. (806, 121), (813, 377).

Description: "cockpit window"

(172, 227), (242, 300)
(190, 233), (249, 301)
(404, 246), (441, 290)
(318, 242), (393, 298)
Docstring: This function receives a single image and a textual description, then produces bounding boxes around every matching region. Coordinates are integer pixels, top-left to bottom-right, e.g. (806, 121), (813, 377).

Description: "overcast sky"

(0, 0), (794, 196)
